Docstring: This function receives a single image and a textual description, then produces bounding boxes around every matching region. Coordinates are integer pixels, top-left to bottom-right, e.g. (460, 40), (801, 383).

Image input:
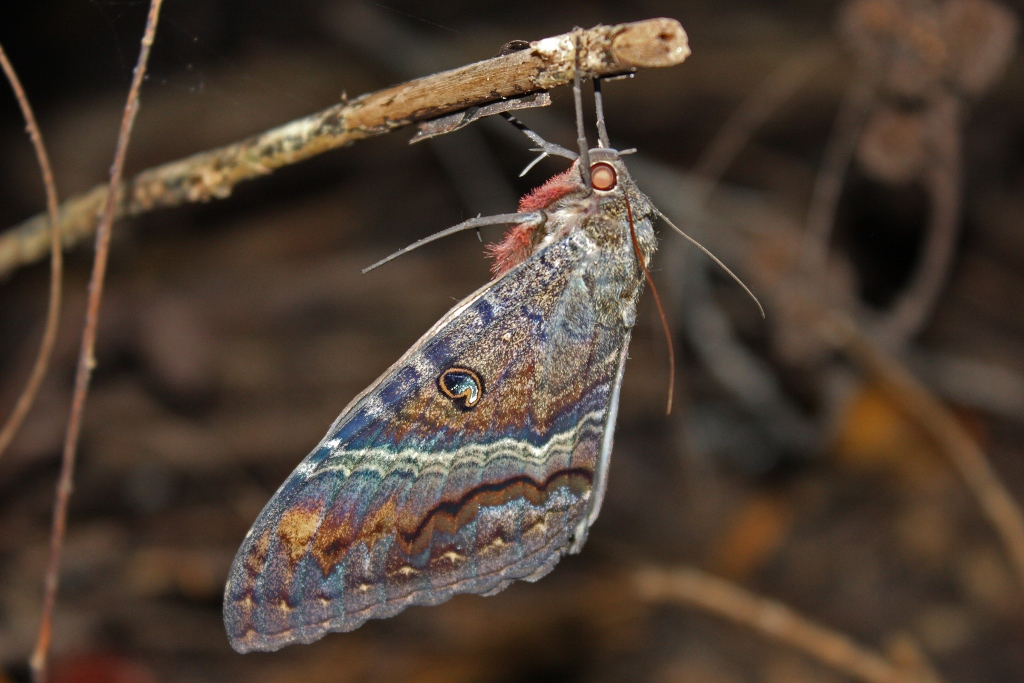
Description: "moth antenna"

(657, 210), (766, 318)
(593, 77), (610, 148)
(500, 112), (578, 161)
(573, 33), (592, 190)
(626, 197), (675, 415)
(362, 212), (544, 273)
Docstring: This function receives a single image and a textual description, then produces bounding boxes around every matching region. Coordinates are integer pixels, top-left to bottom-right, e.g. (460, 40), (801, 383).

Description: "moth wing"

(224, 233), (630, 652)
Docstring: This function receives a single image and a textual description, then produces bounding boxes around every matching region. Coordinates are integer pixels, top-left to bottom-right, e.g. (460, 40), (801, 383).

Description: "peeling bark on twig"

(0, 18), (689, 280)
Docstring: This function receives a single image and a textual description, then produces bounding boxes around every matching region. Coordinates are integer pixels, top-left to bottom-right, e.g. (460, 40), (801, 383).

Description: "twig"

(872, 93), (962, 348)
(634, 566), (941, 683)
(800, 64), (880, 274)
(820, 311), (1024, 595)
(0, 45), (62, 460)
(0, 18), (689, 280)
(693, 47), (833, 204)
(29, 1), (164, 680)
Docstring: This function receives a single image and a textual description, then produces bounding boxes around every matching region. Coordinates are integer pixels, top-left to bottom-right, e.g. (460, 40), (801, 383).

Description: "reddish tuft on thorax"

(516, 166), (579, 213)
(486, 166), (579, 278)
(486, 223), (536, 278)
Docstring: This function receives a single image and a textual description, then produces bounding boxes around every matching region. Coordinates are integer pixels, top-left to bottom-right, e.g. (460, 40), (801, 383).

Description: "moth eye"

(438, 367), (483, 409)
(590, 162), (617, 191)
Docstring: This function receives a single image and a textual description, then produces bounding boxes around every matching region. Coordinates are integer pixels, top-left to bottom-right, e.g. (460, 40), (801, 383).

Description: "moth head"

(589, 161), (616, 191)
(584, 148), (634, 197)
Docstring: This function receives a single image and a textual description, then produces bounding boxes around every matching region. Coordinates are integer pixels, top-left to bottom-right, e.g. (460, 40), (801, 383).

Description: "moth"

(223, 46), (757, 653)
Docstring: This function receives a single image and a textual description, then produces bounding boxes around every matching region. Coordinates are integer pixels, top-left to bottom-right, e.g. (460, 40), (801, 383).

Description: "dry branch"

(0, 44), (62, 460)
(29, 1), (165, 680)
(0, 18), (689, 280)
(634, 566), (941, 683)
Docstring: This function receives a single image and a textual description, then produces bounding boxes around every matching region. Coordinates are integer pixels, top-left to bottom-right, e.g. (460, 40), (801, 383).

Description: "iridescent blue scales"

(224, 151), (659, 652)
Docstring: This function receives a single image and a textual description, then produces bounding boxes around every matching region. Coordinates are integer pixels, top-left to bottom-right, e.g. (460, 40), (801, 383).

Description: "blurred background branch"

(634, 565), (943, 683)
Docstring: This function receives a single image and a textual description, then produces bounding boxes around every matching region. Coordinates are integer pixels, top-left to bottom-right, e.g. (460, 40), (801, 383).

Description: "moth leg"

(500, 112), (577, 160)
(572, 32), (592, 189)
(593, 77), (611, 149)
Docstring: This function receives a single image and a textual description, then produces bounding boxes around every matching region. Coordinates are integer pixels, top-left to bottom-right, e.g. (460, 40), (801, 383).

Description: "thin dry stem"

(29, 1), (164, 680)
(693, 47), (833, 204)
(0, 18), (689, 280)
(800, 64), (880, 274)
(822, 312), (1024, 595)
(873, 94), (962, 347)
(0, 44), (63, 460)
(635, 566), (941, 683)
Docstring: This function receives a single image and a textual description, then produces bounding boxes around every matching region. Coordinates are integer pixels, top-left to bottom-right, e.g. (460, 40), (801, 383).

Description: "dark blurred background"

(1, 1), (1023, 681)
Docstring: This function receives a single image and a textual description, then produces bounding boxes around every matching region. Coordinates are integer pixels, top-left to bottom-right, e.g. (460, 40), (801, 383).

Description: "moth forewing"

(223, 163), (652, 650)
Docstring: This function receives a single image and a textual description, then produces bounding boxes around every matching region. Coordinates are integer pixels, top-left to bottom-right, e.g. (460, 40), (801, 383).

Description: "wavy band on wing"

(225, 446), (597, 651)
(310, 406), (607, 480)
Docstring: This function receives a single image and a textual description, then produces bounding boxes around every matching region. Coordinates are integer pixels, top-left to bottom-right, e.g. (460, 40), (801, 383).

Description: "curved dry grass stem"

(693, 47), (833, 204)
(29, 1), (165, 680)
(800, 65), (880, 274)
(634, 566), (941, 683)
(0, 18), (690, 280)
(0, 44), (63, 461)
(873, 94), (962, 348)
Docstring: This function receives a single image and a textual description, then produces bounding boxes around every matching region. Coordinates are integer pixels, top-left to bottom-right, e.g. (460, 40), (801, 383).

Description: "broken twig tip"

(611, 18), (690, 69)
